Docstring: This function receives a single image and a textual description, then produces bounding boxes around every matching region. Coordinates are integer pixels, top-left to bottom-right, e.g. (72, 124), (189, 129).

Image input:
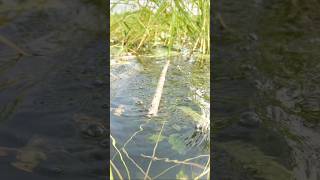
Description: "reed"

(111, 0), (210, 58)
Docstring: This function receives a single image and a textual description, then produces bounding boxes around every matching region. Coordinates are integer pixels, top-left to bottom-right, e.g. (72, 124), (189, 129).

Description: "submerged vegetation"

(110, 57), (210, 179)
(110, 1), (210, 179)
(111, 0), (210, 60)
(217, 141), (293, 180)
(110, 125), (210, 180)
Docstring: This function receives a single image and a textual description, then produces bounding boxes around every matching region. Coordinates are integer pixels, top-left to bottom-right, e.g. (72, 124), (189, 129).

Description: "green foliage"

(148, 134), (166, 144)
(168, 134), (187, 155)
(111, 0), (210, 56)
(178, 106), (205, 123)
(176, 169), (189, 179)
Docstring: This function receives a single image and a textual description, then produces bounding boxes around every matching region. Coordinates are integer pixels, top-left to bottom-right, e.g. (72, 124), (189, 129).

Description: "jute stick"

(147, 60), (170, 117)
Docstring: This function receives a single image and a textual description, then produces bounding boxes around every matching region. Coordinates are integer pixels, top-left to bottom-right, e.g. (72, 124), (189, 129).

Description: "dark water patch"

(214, 0), (320, 179)
(0, 0), (107, 179)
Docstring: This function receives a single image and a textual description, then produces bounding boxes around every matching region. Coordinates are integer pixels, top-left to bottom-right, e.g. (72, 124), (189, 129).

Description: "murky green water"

(213, 0), (320, 179)
(0, 1), (107, 179)
(110, 54), (210, 179)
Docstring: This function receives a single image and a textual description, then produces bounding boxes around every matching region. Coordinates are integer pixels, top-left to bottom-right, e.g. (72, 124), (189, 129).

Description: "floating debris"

(113, 105), (125, 116)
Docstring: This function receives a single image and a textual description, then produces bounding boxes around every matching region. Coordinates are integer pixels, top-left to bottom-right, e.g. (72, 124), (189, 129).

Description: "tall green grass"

(111, 0), (210, 58)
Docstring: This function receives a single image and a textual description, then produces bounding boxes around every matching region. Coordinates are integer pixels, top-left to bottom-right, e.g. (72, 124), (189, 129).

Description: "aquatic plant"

(216, 141), (293, 180)
(110, 0), (210, 58)
(110, 121), (210, 179)
(110, 2), (210, 177)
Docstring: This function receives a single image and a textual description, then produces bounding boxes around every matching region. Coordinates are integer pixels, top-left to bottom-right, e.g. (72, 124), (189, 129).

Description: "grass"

(110, 0), (210, 61)
(110, 119), (210, 179)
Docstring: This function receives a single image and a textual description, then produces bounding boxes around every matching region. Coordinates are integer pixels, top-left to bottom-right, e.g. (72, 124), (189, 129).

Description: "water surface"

(0, 1), (107, 179)
(213, 0), (320, 179)
(110, 55), (210, 179)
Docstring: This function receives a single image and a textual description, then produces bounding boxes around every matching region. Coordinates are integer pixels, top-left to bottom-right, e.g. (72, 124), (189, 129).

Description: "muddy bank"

(0, 0), (107, 179)
(213, 0), (320, 179)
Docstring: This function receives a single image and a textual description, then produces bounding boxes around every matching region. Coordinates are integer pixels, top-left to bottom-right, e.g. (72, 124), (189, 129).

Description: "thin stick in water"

(0, 35), (29, 56)
(148, 60), (170, 116)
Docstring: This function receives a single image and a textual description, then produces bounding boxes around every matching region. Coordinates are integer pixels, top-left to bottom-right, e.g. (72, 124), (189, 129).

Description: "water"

(213, 0), (320, 179)
(110, 55), (210, 179)
(0, 1), (107, 179)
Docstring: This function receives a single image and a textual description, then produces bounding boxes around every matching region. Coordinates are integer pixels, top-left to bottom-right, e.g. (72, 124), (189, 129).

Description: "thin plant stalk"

(144, 122), (166, 180)
(111, 135), (131, 180)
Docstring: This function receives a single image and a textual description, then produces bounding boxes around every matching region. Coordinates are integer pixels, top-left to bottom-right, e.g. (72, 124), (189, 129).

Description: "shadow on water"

(0, 0), (107, 179)
(213, 0), (320, 179)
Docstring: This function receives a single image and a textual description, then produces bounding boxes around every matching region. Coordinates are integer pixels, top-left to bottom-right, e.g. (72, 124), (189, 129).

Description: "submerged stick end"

(146, 112), (158, 118)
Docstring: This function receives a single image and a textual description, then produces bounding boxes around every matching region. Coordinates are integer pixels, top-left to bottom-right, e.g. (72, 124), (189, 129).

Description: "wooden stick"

(147, 60), (170, 117)
(0, 35), (29, 56)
